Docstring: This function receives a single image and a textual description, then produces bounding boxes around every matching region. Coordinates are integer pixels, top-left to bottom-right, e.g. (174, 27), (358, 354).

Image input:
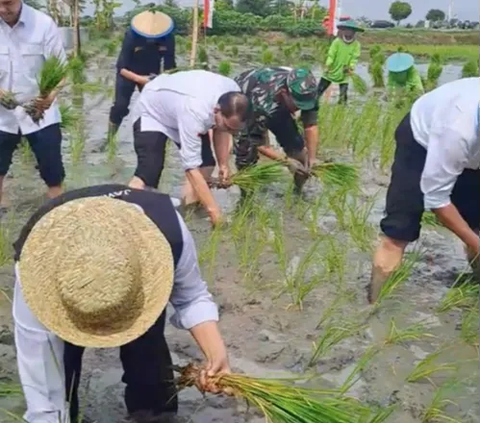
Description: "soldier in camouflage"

(234, 67), (320, 191)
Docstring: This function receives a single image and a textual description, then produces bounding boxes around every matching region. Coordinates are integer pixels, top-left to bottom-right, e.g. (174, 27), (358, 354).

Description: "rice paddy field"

(0, 31), (479, 423)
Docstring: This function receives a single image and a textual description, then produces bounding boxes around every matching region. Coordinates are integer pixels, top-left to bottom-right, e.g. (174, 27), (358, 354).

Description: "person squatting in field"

(0, 0), (67, 210)
(368, 77), (480, 303)
(106, 10), (176, 146)
(386, 52), (425, 102)
(128, 69), (251, 227)
(234, 66), (320, 193)
(317, 20), (363, 105)
(12, 185), (231, 423)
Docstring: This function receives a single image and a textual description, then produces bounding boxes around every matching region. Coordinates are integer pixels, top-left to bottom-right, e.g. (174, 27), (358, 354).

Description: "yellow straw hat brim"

(131, 11), (174, 38)
(18, 197), (174, 348)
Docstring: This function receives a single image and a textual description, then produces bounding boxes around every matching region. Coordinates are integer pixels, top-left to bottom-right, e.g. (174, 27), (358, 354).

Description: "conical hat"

(387, 53), (415, 73)
(18, 197), (174, 348)
(131, 10), (174, 39)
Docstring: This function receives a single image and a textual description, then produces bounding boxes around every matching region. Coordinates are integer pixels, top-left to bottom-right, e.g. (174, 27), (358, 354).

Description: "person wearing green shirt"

(386, 53), (424, 100)
(318, 20), (364, 104)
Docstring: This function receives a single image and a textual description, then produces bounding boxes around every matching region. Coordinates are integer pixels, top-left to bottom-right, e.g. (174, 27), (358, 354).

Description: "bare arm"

(212, 129), (232, 181)
(433, 204), (479, 254)
(185, 168), (222, 225)
(304, 124), (319, 166)
(119, 68), (149, 86)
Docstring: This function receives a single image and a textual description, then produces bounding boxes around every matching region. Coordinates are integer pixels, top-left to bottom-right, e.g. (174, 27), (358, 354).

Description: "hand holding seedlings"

(0, 88), (19, 110)
(285, 157), (310, 177)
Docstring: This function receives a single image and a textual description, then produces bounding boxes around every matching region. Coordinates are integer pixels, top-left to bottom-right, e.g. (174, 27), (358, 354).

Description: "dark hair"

(217, 92), (252, 122)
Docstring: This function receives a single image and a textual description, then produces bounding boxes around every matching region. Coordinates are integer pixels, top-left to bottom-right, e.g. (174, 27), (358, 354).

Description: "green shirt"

(323, 38), (361, 84)
(387, 67), (425, 98)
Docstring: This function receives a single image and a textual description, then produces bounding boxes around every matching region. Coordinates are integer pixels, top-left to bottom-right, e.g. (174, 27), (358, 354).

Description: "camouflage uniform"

(234, 67), (319, 169)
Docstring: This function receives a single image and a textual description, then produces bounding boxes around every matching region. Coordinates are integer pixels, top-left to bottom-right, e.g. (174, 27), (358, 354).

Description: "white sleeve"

(177, 100), (208, 171)
(12, 265), (69, 423)
(169, 212), (219, 330)
(420, 126), (470, 210)
(44, 19), (67, 64)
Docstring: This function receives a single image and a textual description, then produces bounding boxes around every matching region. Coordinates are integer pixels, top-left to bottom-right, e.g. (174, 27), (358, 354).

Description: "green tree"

(389, 1), (412, 25)
(236, 0), (271, 17)
(215, 0), (234, 10)
(164, 0), (178, 7)
(426, 9), (445, 22)
(270, 0), (294, 16)
(24, 0), (44, 10)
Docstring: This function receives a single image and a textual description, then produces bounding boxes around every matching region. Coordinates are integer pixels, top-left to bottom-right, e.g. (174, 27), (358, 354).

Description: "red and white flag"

(204, 0), (215, 28)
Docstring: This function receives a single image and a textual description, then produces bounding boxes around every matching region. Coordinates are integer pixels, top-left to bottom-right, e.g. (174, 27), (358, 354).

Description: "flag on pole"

(203, 0), (215, 28)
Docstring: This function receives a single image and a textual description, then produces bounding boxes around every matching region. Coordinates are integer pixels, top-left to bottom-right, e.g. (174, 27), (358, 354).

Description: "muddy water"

(0, 49), (477, 423)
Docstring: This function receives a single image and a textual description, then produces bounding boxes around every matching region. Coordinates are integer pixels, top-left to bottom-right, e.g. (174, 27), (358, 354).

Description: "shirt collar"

(17, 3), (30, 26)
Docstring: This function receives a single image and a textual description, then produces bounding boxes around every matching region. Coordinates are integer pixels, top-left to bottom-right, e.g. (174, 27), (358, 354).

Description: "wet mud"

(0, 51), (477, 423)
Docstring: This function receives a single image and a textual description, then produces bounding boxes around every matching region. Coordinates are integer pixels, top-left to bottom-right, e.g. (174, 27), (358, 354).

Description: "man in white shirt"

(129, 69), (250, 227)
(13, 185), (230, 423)
(0, 0), (66, 209)
(369, 77), (480, 303)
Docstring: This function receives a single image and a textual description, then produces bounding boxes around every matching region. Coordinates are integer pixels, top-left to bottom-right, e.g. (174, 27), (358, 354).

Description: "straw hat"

(387, 53), (415, 73)
(131, 10), (174, 39)
(18, 197), (174, 348)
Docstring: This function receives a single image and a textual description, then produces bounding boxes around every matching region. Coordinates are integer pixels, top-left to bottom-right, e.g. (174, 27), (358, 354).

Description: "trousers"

(317, 77), (349, 104)
(109, 74), (142, 126)
(64, 311), (178, 422)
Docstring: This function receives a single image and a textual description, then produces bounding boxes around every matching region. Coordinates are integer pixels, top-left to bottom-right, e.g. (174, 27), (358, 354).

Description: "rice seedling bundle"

(218, 61), (232, 77)
(351, 73), (368, 96)
(462, 60), (479, 78)
(209, 162), (286, 192)
(24, 56), (68, 123)
(0, 90), (19, 110)
(310, 162), (359, 191)
(174, 364), (389, 423)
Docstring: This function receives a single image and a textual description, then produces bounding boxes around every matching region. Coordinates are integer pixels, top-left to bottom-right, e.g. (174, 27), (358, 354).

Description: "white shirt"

(13, 208), (219, 423)
(0, 4), (66, 135)
(134, 70), (241, 170)
(410, 77), (480, 210)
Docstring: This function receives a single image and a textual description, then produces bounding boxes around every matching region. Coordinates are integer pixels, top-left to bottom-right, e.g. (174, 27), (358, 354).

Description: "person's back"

(137, 70), (240, 137)
(411, 77), (479, 151)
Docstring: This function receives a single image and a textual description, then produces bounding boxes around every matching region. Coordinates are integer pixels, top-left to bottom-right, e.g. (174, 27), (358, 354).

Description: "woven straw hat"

(18, 197), (174, 348)
(131, 10), (174, 39)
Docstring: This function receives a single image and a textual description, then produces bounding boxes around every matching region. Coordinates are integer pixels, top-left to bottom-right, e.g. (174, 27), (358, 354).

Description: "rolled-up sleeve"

(44, 19), (67, 64)
(169, 212), (219, 330)
(420, 126), (470, 210)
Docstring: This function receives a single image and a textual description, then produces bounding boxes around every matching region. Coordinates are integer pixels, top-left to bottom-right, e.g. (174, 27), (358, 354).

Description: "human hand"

(136, 75), (151, 86)
(218, 165), (230, 185)
(286, 158), (309, 177)
(208, 207), (224, 228)
(33, 94), (55, 114)
(199, 350), (232, 394)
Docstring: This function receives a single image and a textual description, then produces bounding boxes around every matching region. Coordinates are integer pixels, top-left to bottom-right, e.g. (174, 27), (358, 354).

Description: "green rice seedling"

(230, 46), (239, 57)
(0, 89), (19, 110)
(270, 211), (288, 276)
(322, 235), (347, 285)
(69, 119), (86, 165)
(437, 281), (479, 313)
(406, 349), (458, 384)
(350, 73), (368, 96)
(422, 211), (440, 227)
(24, 56), (68, 123)
(0, 216), (14, 266)
(345, 196), (377, 253)
(309, 321), (368, 367)
(282, 239), (324, 310)
(460, 307), (479, 347)
(374, 249), (423, 306)
(462, 60), (479, 78)
(229, 162), (287, 193)
(421, 379), (463, 423)
(19, 137), (34, 164)
(59, 103), (78, 133)
(310, 162), (359, 192)
(197, 46), (209, 65)
(217, 41), (225, 52)
(0, 382), (22, 397)
(106, 39), (118, 56)
(261, 50), (274, 65)
(198, 224), (222, 286)
(369, 45), (382, 60)
(384, 318), (435, 346)
(340, 346), (382, 394)
(427, 61), (443, 89)
(176, 363), (375, 423)
(218, 60), (232, 76)
(369, 61), (385, 88)
(283, 46), (294, 61)
(326, 189), (349, 229)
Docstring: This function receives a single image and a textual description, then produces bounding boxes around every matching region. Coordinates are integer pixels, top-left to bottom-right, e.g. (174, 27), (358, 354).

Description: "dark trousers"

(109, 75), (142, 126)
(64, 311), (178, 422)
(133, 119), (216, 188)
(317, 77), (349, 104)
(0, 124), (65, 187)
(380, 113), (480, 242)
(234, 106), (305, 170)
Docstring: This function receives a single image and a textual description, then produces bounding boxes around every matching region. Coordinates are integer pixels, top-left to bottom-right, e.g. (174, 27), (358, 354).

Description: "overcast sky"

(92, 0), (479, 22)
